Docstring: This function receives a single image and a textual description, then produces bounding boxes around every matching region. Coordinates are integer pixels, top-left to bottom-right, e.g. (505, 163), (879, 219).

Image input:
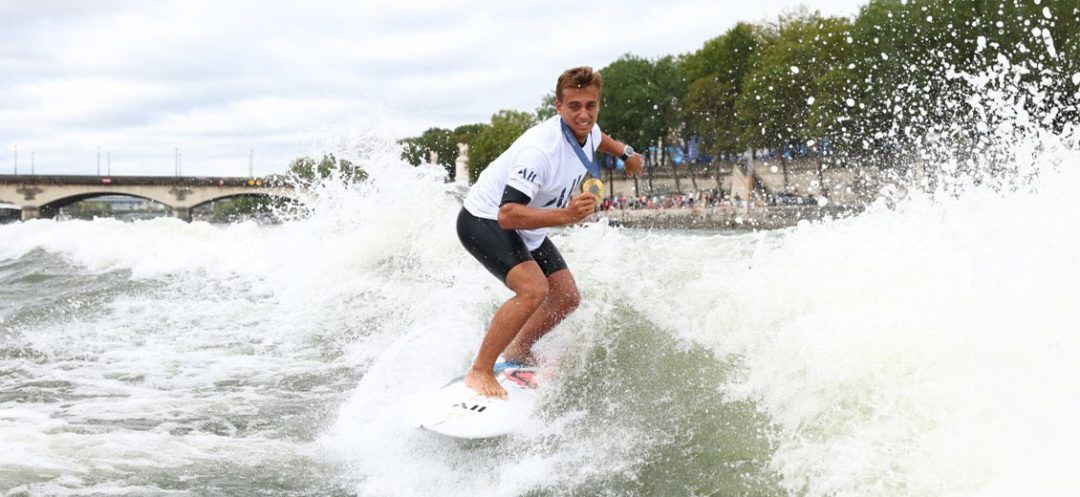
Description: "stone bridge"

(0, 175), (302, 221)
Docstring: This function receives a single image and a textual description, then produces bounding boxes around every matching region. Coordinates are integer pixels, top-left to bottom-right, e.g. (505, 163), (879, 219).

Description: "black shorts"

(456, 207), (568, 284)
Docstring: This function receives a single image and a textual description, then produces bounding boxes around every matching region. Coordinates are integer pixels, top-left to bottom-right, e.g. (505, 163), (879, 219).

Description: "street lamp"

(97, 146), (101, 176)
(13, 145), (17, 175)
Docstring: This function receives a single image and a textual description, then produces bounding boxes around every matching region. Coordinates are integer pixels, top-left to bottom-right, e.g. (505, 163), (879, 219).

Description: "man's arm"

(498, 193), (596, 230)
(598, 132), (644, 176)
(597, 132), (625, 156)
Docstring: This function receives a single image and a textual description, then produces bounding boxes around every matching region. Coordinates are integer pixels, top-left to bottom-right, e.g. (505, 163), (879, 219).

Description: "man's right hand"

(564, 193), (597, 223)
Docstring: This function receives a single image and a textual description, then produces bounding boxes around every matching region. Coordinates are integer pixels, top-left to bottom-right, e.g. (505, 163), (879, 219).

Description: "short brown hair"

(556, 66), (602, 102)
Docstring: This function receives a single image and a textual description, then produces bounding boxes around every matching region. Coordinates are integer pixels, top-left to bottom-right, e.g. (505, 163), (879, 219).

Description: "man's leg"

(464, 261), (549, 398)
(503, 268), (580, 364)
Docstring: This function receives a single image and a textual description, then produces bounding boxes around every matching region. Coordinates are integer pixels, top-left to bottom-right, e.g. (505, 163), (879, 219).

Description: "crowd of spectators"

(597, 189), (818, 211)
(598, 189), (735, 211)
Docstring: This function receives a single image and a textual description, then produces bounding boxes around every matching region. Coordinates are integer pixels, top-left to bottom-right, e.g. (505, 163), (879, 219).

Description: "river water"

(4, 99), (1080, 497)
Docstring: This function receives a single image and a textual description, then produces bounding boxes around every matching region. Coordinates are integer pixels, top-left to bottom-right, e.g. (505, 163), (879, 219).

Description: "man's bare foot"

(501, 345), (538, 366)
(464, 368), (507, 398)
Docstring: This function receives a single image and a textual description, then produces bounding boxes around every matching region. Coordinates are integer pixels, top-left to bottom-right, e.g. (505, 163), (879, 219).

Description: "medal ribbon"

(560, 119), (601, 179)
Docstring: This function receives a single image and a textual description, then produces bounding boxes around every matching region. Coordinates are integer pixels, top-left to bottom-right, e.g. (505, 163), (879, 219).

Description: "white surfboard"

(419, 362), (541, 439)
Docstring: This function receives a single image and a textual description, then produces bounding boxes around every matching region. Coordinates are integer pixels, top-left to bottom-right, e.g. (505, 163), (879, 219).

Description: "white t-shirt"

(463, 115), (601, 251)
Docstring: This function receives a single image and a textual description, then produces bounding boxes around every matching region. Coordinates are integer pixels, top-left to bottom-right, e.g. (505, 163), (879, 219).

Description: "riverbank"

(594, 204), (864, 231)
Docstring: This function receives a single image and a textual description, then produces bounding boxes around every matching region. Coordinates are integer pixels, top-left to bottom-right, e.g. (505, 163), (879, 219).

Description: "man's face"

(556, 86), (600, 140)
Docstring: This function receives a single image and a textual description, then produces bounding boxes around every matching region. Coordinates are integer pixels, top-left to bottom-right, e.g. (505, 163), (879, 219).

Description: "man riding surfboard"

(456, 66), (644, 398)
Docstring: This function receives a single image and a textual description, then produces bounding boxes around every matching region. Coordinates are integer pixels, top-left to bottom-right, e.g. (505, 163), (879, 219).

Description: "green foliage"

(399, 138), (425, 166)
(467, 110), (536, 182)
(423, 127), (460, 179)
(208, 196), (273, 223)
(683, 22), (760, 84)
(842, 0), (1080, 150)
(736, 10), (854, 152)
(289, 153), (366, 183)
(681, 22), (762, 156)
(598, 54), (689, 150)
(289, 156), (316, 178)
(63, 200), (111, 219)
(397, 127), (462, 180)
(536, 92), (557, 121)
(453, 123), (488, 145)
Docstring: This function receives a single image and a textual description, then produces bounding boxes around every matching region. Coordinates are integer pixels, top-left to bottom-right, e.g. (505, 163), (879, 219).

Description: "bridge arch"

(189, 191), (302, 211)
(190, 192), (304, 222)
(37, 191), (174, 219)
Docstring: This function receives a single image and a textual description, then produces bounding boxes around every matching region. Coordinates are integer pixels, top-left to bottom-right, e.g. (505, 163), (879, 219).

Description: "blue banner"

(666, 146), (684, 166)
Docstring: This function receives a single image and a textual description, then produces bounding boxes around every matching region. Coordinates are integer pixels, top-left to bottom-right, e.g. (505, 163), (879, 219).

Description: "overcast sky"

(1, 0), (866, 177)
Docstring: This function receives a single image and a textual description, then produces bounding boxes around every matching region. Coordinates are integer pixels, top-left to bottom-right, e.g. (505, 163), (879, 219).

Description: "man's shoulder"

(511, 117), (562, 160)
(522, 115), (563, 145)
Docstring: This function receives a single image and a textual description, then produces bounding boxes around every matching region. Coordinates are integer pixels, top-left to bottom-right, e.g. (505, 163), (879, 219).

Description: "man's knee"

(557, 285), (581, 314)
(547, 271), (580, 315)
(507, 263), (549, 308)
(518, 277), (549, 308)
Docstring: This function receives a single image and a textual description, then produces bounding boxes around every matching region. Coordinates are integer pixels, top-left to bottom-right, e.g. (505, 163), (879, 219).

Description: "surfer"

(456, 66), (644, 398)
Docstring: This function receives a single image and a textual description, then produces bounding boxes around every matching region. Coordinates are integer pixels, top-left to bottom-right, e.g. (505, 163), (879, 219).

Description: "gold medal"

(582, 178), (605, 198)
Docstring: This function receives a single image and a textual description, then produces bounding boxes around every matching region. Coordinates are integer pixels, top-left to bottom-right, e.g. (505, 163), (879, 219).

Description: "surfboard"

(419, 361), (540, 439)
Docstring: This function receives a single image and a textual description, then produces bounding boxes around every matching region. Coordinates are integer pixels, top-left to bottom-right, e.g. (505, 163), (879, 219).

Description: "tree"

(737, 11), (851, 149)
(208, 195), (273, 222)
(599, 54), (689, 191)
(397, 127), (460, 179)
(683, 21), (760, 85)
(842, 0), (971, 156)
(536, 92), (557, 121)
(399, 137), (425, 166)
(844, 0), (1080, 157)
(467, 110), (536, 183)
(289, 153), (366, 183)
(453, 123), (488, 145)
(728, 10), (855, 197)
(681, 22), (762, 158)
(421, 127), (460, 180)
(599, 54), (688, 151)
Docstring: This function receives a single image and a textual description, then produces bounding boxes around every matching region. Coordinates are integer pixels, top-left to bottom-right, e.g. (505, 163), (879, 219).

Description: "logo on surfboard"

(453, 402), (487, 413)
